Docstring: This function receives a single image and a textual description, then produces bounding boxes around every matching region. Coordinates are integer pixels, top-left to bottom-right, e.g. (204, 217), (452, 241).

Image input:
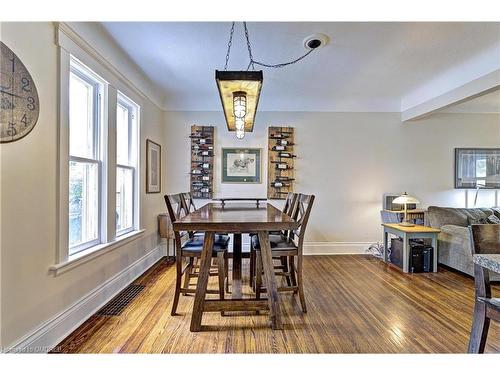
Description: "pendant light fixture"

(216, 22), (326, 139)
(216, 70), (263, 137)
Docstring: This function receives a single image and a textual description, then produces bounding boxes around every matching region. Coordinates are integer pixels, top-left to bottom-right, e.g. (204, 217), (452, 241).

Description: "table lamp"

(393, 192), (420, 227)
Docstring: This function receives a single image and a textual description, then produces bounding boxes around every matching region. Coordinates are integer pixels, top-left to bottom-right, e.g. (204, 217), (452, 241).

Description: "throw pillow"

(487, 214), (500, 224)
(468, 217), (489, 225)
(492, 207), (500, 219)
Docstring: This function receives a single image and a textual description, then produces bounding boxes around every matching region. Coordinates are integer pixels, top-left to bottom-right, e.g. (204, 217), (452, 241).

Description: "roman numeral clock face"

(0, 41), (39, 143)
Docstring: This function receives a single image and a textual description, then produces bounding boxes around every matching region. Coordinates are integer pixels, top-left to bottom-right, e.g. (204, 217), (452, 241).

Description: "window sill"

(49, 229), (145, 277)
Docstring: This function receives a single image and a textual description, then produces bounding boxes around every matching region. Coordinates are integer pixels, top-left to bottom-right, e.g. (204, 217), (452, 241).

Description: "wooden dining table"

(173, 202), (299, 332)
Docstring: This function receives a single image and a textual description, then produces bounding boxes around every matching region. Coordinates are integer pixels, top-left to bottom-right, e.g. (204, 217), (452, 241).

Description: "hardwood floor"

(52, 255), (499, 353)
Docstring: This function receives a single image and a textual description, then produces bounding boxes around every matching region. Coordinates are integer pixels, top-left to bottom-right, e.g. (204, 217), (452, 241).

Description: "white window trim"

(68, 58), (106, 256)
(54, 23), (145, 274)
(116, 92), (140, 237)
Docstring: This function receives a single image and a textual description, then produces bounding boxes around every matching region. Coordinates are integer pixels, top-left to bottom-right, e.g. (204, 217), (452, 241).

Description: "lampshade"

(393, 192), (419, 205)
(215, 70), (263, 132)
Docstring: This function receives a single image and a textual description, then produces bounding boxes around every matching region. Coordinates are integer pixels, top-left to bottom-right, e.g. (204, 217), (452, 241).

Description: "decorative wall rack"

(190, 125), (215, 199)
(267, 126), (295, 199)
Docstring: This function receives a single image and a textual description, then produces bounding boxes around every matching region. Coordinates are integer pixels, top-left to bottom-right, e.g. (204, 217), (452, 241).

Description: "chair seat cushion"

(181, 234), (230, 252)
(250, 234), (297, 251)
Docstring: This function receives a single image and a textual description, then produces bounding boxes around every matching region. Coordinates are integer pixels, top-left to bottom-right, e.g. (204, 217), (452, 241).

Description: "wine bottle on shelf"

(269, 132), (292, 139)
(274, 176), (295, 182)
(276, 139), (294, 146)
(270, 181), (291, 188)
(191, 169), (208, 175)
(194, 162), (211, 169)
(189, 133), (204, 139)
(271, 145), (287, 151)
(277, 152), (296, 158)
(193, 144), (214, 150)
(194, 150), (212, 157)
(192, 181), (209, 187)
(271, 162), (293, 170)
(194, 187), (211, 193)
(192, 138), (212, 145)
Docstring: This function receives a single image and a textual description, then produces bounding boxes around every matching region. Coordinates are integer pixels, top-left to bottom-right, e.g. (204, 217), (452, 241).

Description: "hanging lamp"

(215, 70), (263, 135)
(216, 22), (325, 139)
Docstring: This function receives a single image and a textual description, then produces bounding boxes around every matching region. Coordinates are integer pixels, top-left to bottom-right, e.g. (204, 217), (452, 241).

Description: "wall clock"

(0, 41), (40, 143)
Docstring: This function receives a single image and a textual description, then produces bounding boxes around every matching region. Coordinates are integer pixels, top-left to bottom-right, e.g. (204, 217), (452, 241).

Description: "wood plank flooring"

(51, 255), (499, 353)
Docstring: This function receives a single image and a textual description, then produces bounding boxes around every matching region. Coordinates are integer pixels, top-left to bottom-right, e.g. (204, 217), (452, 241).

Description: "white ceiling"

(441, 89), (500, 113)
(100, 22), (500, 112)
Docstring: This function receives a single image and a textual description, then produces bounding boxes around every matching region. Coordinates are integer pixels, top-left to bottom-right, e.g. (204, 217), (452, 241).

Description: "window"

(68, 58), (105, 255)
(56, 29), (146, 270)
(116, 93), (139, 235)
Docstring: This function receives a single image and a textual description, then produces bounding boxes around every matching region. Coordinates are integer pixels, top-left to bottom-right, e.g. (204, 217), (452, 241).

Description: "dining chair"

(164, 193), (230, 315)
(468, 224), (500, 353)
(249, 192), (299, 288)
(252, 193), (315, 313)
(181, 191), (197, 214)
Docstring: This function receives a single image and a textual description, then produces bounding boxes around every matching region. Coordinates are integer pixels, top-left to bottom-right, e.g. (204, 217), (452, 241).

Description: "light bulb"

(235, 117), (245, 131)
(236, 128), (245, 139)
(233, 91), (247, 118)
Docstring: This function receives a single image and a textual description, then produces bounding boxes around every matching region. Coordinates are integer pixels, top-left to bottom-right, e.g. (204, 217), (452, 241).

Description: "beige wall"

(163, 111), (500, 242)
(0, 22), (167, 348)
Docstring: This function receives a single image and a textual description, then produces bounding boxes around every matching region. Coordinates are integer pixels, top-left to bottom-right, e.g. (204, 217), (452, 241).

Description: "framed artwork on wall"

(455, 148), (500, 189)
(146, 139), (161, 193)
(222, 148), (261, 183)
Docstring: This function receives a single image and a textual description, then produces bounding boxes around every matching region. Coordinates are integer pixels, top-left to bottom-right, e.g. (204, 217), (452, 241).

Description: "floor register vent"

(96, 284), (145, 316)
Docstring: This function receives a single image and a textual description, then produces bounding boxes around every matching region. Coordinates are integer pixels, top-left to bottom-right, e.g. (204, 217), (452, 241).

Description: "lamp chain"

(243, 22), (317, 70)
(224, 22), (235, 71)
(243, 22), (256, 71)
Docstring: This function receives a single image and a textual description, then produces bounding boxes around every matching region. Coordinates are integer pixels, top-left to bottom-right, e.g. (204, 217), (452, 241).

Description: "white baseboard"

(241, 238), (374, 255)
(303, 242), (373, 255)
(4, 245), (163, 353)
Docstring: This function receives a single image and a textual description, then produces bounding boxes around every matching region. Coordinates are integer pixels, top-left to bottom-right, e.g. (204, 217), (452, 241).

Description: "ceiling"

(101, 22), (500, 112)
(441, 89), (500, 113)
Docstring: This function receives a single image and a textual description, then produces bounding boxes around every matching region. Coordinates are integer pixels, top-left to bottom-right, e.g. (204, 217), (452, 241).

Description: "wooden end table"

(382, 223), (441, 273)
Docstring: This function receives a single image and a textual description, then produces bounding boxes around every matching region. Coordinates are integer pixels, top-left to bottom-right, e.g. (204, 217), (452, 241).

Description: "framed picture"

(146, 139), (161, 193)
(222, 148), (261, 183)
(455, 148), (500, 189)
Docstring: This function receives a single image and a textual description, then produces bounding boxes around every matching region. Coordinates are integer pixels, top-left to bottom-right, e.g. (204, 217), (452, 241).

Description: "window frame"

(115, 92), (139, 237)
(55, 24), (145, 271)
(68, 60), (106, 255)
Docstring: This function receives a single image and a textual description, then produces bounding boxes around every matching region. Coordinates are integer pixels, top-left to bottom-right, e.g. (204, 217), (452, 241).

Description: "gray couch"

(427, 206), (500, 280)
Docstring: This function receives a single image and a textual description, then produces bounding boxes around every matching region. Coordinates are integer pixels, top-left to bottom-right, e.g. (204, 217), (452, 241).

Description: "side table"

(382, 223), (441, 273)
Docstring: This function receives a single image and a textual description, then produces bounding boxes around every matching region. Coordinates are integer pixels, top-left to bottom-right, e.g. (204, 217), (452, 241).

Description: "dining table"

(173, 202), (299, 332)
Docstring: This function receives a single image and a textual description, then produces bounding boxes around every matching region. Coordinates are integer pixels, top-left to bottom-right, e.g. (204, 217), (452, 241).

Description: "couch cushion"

(468, 216), (489, 225)
(428, 206), (493, 228)
(488, 214), (500, 224)
(464, 208), (491, 222)
(428, 206), (469, 228)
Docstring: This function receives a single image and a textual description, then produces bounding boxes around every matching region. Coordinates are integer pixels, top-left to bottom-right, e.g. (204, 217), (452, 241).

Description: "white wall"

(164, 111), (500, 244)
(0, 22), (167, 349)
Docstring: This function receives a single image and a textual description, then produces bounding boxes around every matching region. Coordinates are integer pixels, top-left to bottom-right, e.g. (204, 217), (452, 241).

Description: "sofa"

(427, 206), (500, 280)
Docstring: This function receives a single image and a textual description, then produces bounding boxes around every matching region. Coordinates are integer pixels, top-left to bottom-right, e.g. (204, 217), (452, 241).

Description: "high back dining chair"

(468, 224), (500, 353)
(181, 191), (197, 213)
(252, 193), (315, 313)
(164, 193), (230, 315)
(249, 192), (299, 288)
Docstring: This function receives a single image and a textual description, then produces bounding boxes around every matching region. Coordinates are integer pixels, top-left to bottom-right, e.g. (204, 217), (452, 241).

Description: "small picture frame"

(222, 147), (261, 183)
(146, 139), (161, 193)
